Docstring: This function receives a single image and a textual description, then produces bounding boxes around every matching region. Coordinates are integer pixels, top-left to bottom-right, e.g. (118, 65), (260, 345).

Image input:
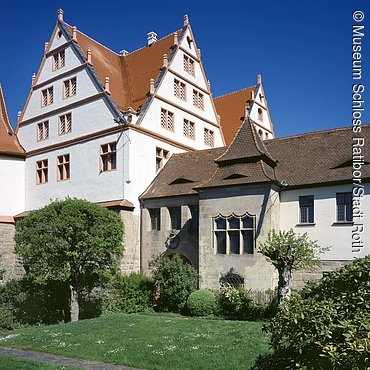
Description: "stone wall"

(0, 222), (24, 282)
(119, 210), (141, 274)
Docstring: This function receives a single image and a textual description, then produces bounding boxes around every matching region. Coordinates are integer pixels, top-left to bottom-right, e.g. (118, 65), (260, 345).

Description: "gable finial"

(149, 78), (155, 95)
(162, 54), (168, 68)
(184, 15), (189, 26)
(105, 77), (110, 94)
(87, 48), (92, 65)
(17, 111), (22, 122)
(257, 74), (262, 85)
(44, 42), (49, 53)
(31, 73), (36, 86)
(57, 9), (64, 21)
(173, 31), (178, 46)
(72, 26), (78, 42)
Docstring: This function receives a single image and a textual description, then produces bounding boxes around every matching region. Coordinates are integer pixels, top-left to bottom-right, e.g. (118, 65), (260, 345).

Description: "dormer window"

(53, 50), (65, 71)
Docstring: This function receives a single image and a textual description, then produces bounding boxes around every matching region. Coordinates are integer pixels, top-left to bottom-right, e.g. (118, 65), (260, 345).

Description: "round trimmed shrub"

(186, 290), (216, 316)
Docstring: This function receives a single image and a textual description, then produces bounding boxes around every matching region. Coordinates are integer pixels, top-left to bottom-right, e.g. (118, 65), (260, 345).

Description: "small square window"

(156, 147), (169, 172)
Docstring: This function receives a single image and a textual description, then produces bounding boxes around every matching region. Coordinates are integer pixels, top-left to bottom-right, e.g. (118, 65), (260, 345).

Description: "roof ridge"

(126, 29), (181, 56)
(266, 125), (369, 142)
(214, 85), (256, 100)
(64, 21), (120, 56)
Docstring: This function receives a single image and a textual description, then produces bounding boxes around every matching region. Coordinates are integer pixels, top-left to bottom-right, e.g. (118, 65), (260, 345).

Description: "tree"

(259, 229), (329, 303)
(15, 198), (124, 322)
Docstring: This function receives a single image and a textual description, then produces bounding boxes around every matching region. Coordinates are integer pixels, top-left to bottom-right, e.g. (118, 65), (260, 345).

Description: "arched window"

(258, 129), (263, 137)
(265, 132), (269, 140)
(213, 213), (255, 255)
(258, 108), (263, 122)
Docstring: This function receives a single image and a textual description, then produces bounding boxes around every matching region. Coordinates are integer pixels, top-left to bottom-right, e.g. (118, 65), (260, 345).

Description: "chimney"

(120, 50), (129, 56)
(105, 77), (110, 94)
(31, 73), (36, 86)
(44, 42), (49, 53)
(147, 32), (157, 46)
(72, 26), (78, 42)
(17, 111), (22, 122)
(173, 32), (178, 46)
(162, 54), (168, 68)
(149, 78), (155, 95)
(257, 74), (262, 84)
(184, 15), (189, 26)
(87, 48), (92, 64)
(57, 9), (64, 21)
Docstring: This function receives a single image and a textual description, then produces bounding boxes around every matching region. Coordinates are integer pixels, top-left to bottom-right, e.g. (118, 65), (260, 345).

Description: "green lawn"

(0, 355), (79, 370)
(0, 313), (270, 370)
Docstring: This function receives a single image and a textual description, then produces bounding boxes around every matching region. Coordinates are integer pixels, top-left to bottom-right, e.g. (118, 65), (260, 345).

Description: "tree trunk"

(70, 285), (79, 322)
(278, 265), (292, 304)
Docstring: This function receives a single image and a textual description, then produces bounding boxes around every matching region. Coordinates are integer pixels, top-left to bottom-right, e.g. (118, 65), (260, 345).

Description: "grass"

(0, 313), (270, 370)
(0, 355), (79, 369)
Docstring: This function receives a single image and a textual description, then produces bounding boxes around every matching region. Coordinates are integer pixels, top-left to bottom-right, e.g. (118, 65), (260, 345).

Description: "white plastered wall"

(280, 183), (370, 260)
(0, 157), (25, 215)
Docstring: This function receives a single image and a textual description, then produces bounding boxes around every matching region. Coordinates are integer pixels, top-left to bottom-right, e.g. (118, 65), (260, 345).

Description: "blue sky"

(0, 0), (368, 137)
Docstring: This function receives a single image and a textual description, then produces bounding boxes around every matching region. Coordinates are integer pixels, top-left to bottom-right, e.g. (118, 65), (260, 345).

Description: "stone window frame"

(183, 119), (195, 140)
(212, 212), (256, 255)
(174, 78), (186, 101)
(57, 153), (70, 181)
(156, 147), (170, 172)
(192, 89), (204, 110)
(52, 50), (65, 71)
(160, 108), (175, 132)
(58, 112), (72, 135)
(100, 142), (117, 172)
(37, 120), (49, 141)
(41, 87), (53, 107)
(63, 77), (77, 99)
(204, 128), (214, 147)
(183, 54), (195, 76)
(36, 159), (48, 184)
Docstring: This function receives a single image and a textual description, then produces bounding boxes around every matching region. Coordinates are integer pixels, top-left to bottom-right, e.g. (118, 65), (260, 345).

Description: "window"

(52, 50), (65, 70)
(183, 54), (195, 76)
(336, 193), (353, 222)
(100, 142), (117, 172)
(299, 196), (314, 224)
(169, 207), (181, 230)
(189, 205), (199, 230)
(36, 159), (48, 184)
(156, 147), (169, 172)
(37, 121), (49, 141)
(192, 89), (204, 109)
(174, 79), (186, 100)
(183, 119), (195, 139)
(41, 87), (53, 107)
(204, 128), (214, 147)
(160, 108), (174, 131)
(213, 213), (255, 255)
(59, 113), (72, 135)
(63, 77), (77, 98)
(258, 108), (263, 122)
(149, 208), (161, 231)
(57, 154), (70, 181)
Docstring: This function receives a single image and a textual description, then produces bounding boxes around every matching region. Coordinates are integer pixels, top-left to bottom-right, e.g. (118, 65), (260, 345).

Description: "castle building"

(1, 10), (367, 289)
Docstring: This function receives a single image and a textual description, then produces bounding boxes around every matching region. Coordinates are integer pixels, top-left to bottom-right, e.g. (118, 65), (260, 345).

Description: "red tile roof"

(214, 87), (255, 145)
(0, 85), (25, 156)
(66, 24), (181, 113)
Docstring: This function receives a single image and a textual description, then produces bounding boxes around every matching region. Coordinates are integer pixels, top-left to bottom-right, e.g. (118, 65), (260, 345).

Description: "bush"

(218, 287), (253, 320)
(102, 273), (154, 314)
(186, 290), (216, 316)
(150, 253), (198, 313)
(260, 257), (370, 369)
(0, 305), (16, 330)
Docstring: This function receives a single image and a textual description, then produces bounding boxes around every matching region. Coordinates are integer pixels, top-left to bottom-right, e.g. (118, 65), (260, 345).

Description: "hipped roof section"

(65, 23), (182, 113)
(0, 85), (25, 156)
